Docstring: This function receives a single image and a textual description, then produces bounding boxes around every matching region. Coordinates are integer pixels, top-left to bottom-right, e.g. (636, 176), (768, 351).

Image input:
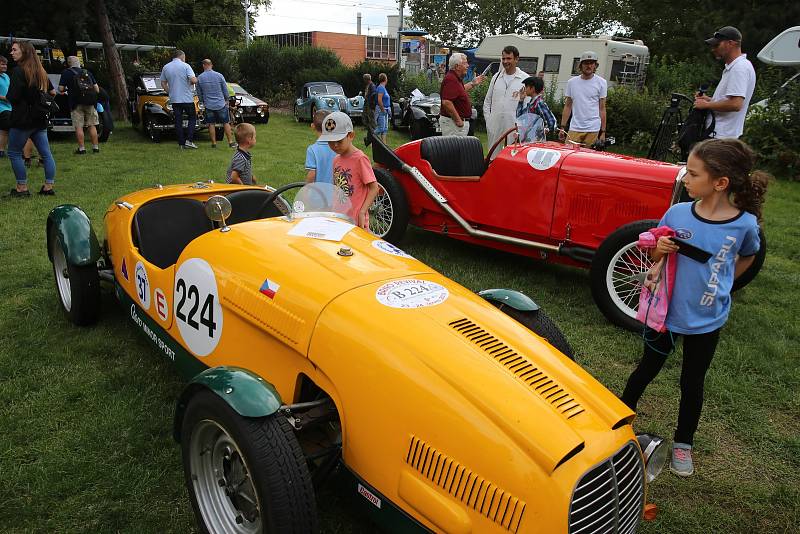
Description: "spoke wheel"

(370, 168), (409, 243)
(606, 242), (654, 320)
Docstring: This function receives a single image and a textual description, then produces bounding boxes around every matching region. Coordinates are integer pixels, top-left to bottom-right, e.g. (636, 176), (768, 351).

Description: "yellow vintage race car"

(46, 181), (666, 533)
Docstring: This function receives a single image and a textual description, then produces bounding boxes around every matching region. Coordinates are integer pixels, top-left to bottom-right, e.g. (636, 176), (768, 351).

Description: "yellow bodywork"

(105, 183), (641, 533)
(135, 93), (201, 118)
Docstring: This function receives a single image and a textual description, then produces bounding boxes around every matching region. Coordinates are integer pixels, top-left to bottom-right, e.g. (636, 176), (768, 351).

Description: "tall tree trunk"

(93, 0), (128, 121)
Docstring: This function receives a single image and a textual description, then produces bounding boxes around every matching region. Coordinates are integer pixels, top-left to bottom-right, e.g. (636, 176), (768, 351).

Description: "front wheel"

(97, 110), (113, 142)
(490, 302), (575, 360)
(370, 168), (410, 244)
(410, 120), (426, 140)
(182, 390), (318, 534)
(49, 228), (100, 326)
(294, 105), (302, 123)
(144, 114), (161, 143)
(590, 220), (659, 332)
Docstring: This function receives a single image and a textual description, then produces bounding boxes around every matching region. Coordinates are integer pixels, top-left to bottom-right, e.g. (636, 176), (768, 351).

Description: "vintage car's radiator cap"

(337, 246), (353, 257)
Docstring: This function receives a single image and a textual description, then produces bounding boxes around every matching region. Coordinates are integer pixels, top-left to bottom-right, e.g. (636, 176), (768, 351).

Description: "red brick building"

(262, 31), (398, 66)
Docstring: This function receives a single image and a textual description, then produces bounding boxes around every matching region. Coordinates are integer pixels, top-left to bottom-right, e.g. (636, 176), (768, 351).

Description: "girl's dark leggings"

(621, 327), (721, 445)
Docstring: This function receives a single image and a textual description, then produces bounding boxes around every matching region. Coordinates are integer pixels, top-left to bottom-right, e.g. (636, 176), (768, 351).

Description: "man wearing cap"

(439, 53), (485, 137)
(559, 51), (607, 146)
(695, 26), (755, 139)
(483, 45), (528, 158)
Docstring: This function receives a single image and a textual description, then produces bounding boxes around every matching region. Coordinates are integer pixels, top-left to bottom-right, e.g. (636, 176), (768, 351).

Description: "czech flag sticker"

(260, 278), (280, 299)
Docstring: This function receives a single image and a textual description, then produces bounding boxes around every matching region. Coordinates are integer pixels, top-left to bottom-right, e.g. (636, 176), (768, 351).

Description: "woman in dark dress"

(7, 41), (56, 196)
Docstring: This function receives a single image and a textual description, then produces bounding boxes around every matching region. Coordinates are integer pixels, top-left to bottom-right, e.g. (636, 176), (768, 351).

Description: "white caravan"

(475, 34), (650, 98)
(757, 26), (800, 67)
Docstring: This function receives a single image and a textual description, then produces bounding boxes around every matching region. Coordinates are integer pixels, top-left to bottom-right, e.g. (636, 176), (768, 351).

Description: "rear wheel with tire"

(369, 168), (410, 244)
(590, 220), (658, 332)
(182, 390), (318, 534)
(49, 228), (100, 326)
(309, 104), (317, 122)
(144, 114), (161, 143)
(294, 105), (302, 122)
(490, 302), (575, 360)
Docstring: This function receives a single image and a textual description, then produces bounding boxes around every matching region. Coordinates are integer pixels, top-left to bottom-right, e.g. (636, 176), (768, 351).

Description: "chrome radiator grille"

(568, 442), (644, 534)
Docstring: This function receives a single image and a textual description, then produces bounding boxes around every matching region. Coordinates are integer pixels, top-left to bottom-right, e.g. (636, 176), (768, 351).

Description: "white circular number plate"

(174, 258), (223, 357)
(526, 148), (561, 170)
(376, 279), (449, 309)
(372, 240), (414, 258)
(134, 261), (151, 310)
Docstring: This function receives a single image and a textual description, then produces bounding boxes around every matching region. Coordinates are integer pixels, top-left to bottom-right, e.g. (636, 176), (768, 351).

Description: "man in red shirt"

(439, 53), (485, 136)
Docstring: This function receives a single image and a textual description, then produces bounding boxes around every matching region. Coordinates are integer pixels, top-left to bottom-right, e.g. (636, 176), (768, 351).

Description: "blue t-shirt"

(305, 140), (336, 184)
(375, 84), (390, 111)
(160, 58), (196, 104)
(196, 69), (228, 111)
(661, 201), (760, 334)
(0, 72), (11, 113)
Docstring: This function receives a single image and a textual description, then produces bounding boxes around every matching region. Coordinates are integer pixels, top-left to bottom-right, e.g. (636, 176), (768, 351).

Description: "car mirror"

(205, 195), (233, 232)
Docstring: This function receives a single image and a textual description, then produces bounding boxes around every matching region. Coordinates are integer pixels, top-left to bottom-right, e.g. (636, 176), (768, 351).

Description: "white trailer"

(475, 34), (650, 98)
(757, 26), (800, 67)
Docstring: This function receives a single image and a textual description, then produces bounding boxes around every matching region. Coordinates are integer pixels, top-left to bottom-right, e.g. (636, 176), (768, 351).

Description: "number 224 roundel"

(174, 258), (223, 357)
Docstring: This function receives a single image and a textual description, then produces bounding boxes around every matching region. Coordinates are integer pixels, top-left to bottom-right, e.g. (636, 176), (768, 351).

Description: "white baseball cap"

(318, 111), (353, 142)
(579, 51), (599, 63)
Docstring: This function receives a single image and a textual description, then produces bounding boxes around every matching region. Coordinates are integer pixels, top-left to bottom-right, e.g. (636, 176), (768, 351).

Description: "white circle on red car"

(134, 261), (151, 310)
(372, 240), (414, 259)
(526, 148), (561, 170)
(174, 258), (223, 357)
(375, 279), (449, 309)
(154, 288), (169, 321)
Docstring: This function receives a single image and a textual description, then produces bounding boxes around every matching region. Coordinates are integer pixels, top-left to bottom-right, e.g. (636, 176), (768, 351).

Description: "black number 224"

(175, 279), (217, 337)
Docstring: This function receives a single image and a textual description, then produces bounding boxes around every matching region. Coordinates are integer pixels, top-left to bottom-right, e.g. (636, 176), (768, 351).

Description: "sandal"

(38, 186), (56, 196)
(9, 188), (31, 197)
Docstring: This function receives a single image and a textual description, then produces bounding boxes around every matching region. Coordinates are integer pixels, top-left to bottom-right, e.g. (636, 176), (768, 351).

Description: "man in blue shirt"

(0, 55), (11, 158)
(196, 59), (236, 148)
(160, 50), (199, 149)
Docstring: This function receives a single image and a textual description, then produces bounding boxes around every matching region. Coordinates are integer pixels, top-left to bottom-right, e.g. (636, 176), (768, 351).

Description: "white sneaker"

(183, 141), (199, 149)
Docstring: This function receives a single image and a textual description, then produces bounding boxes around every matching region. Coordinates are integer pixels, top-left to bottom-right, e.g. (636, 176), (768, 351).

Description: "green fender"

(46, 204), (101, 266)
(478, 288), (540, 311)
(173, 366), (282, 442)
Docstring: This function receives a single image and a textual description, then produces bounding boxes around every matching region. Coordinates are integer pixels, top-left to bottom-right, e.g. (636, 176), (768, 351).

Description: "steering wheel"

(257, 181), (306, 218)
(485, 126), (519, 167)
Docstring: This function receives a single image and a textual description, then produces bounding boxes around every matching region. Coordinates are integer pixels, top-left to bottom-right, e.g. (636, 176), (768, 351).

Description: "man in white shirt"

(483, 45), (527, 158)
(559, 51), (607, 147)
(695, 26), (756, 139)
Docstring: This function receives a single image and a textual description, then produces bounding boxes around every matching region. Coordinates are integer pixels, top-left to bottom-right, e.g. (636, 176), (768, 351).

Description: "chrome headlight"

(671, 166), (688, 205)
(198, 102), (205, 111)
(637, 433), (667, 482)
(430, 103), (441, 116)
(165, 102), (173, 111)
(325, 98), (335, 107)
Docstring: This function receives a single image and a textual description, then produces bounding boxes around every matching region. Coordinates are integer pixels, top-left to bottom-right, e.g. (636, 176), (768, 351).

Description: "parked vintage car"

(128, 72), (204, 143)
(227, 82), (270, 124)
(368, 133), (766, 331)
(46, 73), (113, 142)
(46, 181), (666, 533)
(294, 81), (363, 122)
(391, 91), (478, 139)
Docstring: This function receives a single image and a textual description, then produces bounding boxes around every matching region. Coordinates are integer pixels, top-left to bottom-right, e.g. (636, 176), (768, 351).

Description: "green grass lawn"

(0, 113), (798, 533)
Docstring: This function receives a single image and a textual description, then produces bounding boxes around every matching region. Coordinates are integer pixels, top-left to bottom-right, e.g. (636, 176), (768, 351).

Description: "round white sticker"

(376, 279), (449, 309)
(372, 240), (414, 259)
(526, 148), (561, 171)
(174, 258), (224, 357)
(293, 200), (305, 213)
(134, 261), (151, 310)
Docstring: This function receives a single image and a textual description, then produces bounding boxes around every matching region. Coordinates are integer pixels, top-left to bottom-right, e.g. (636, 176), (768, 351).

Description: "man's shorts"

(567, 130), (599, 146)
(204, 107), (230, 125)
(71, 104), (99, 129)
(0, 111), (10, 132)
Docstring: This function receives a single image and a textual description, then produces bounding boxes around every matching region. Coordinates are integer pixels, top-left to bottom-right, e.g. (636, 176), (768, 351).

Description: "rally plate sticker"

(375, 279), (449, 309)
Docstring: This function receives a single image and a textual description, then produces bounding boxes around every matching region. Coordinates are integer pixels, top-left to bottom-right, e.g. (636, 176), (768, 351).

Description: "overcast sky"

(254, 0), (402, 37)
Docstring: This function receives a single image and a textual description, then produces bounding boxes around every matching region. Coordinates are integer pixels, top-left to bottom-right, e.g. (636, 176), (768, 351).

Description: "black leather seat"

(133, 198), (213, 269)
(420, 136), (486, 177)
(225, 189), (283, 224)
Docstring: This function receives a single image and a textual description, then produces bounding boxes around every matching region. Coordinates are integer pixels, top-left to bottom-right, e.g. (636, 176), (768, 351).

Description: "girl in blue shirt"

(621, 138), (768, 477)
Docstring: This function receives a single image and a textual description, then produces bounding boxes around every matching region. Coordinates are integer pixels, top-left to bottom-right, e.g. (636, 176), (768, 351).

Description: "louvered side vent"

(406, 435), (526, 533)
(449, 318), (585, 420)
(222, 278), (304, 346)
(568, 441), (645, 534)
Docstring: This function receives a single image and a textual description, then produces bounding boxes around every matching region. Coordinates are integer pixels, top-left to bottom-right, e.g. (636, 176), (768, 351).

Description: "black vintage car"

(46, 73), (113, 142)
(227, 83), (270, 125)
(391, 91), (477, 139)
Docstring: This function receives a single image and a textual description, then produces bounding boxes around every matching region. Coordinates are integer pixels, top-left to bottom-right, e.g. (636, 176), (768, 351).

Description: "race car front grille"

(568, 442), (644, 534)
(449, 318), (585, 419)
(405, 435), (525, 532)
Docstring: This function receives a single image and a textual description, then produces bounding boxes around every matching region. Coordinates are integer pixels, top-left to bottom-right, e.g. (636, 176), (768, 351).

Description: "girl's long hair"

(14, 41), (48, 92)
(690, 138), (769, 222)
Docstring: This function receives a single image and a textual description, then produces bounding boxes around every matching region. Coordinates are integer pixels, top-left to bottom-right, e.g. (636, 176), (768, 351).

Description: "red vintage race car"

(366, 131), (765, 331)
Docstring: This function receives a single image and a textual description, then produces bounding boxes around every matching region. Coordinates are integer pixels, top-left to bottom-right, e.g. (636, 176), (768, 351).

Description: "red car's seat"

(420, 136), (486, 178)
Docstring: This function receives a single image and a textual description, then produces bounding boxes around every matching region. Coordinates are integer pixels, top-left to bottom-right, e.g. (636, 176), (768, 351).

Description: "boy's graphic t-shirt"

(305, 140), (335, 184)
(332, 148), (376, 227)
(660, 201), (760, 334)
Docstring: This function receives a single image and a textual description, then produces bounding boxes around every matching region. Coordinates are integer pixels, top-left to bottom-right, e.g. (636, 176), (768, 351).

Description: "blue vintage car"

(293, 81), (364, 122)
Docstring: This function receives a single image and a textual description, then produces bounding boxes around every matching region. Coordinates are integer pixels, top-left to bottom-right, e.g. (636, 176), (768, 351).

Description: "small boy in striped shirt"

(226, 123), (257, 184)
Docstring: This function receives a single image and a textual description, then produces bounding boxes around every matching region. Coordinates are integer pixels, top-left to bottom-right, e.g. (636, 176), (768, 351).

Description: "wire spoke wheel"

(368, 182), (394, 237)
(190, 420), (261, 534)
(607, 242), (653, 319)
(51, 238), (72, 312)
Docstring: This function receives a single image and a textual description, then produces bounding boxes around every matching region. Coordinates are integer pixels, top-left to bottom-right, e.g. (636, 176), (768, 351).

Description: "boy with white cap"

(559, 51), (607, 147)
(318, 111), (379, 230)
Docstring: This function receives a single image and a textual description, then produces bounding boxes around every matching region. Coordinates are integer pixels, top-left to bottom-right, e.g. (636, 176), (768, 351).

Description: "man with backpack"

(58, 56), (101, 154)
